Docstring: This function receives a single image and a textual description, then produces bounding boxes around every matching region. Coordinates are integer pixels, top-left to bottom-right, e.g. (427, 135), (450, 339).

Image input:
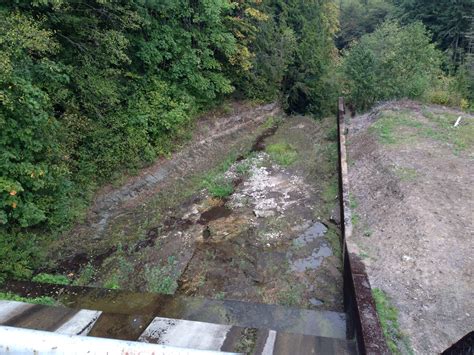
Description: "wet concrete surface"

(2, 280), (347, 339)
(0, 299), (357, 354)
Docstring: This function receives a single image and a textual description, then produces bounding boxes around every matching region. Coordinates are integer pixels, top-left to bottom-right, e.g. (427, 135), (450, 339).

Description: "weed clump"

(0, 292), (57, 306)
(266, 143), (298, 166)
(32, 273), (70, 285)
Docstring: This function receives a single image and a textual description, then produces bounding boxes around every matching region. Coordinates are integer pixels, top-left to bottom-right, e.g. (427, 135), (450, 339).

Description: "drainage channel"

(0, 108), (361, 354)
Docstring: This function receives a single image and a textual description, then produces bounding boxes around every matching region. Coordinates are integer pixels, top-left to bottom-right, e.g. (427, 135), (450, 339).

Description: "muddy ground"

(45, 102), (343, 312)
(347, 101), (473, 354)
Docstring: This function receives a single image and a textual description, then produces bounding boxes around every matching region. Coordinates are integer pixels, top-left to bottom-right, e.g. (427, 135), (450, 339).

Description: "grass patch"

(372, 288), (413, 355)
(393, 166), (418, 181)
(203, 176), (234, 198)
(322, 179), (338, 203)
(31, 273), (70, 285)
(144, 256), (178, 294)
(278, 283), (304, 306)
(266, 142), (298, 166)
(421, 111), (474, 153)
(0, 292), (57, 306)
(349, 193), (360, 226)
(370, 112), (423, 145)
(72, 263), (96, 286)
(104, 274), (120, 289)
(372, 110), (474, 154)
(202, 152), (238, 198)
(261, 115), (282, 129)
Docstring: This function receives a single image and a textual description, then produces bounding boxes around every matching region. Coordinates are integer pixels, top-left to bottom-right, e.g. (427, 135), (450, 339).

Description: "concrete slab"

(139, 316), (232, 351)
(55, 309), (102, 335)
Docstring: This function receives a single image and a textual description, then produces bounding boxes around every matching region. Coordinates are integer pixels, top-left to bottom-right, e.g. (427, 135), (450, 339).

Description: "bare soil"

(347, 100), (474, 354)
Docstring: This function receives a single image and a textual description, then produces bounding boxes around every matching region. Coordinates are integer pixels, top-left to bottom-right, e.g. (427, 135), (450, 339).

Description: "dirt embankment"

(347, 101), (473, 354)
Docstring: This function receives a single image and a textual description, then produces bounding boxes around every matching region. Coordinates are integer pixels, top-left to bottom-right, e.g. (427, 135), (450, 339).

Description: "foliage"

(372, 288), (413, 354)
(393, 0), (473, 67)
(343, 21), (442, 111)
(31, 272), (70, 285)
(237, 0), (340, 116)
(336, 0), (395, 49)
(0, 291), (56, 306)
(0, 0), (263, 281)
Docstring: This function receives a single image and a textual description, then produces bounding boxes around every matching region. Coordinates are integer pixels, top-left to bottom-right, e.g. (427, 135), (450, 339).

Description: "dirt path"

(47, 104), (343, 312)
(347, 101), (474, 354)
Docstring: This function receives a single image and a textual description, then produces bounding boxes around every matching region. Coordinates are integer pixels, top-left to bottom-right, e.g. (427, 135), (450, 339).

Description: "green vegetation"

(371, 110), (474, 154)
(0, 1), (266, 281)
(72, 263), (96, 286)
(322, 180), (338, 204)
(0, 291), (56, 306)
(103, 275), (120, 290)
(202, 154), (238, 199)
(234, 328), (258, 354)
(369, 112), (423, 145)
(278, 283), (304, 306)
(203, 176), (234, 199)
(325, 227), (342, 260)
(31, 273), (70, 285)
(344, 21), (442, 111)
(372, 288), (413, 354)
(421, 112), (474, 153)
(266, 143), (298, 166)
(349, 193), (360, 226)
(145, 256), (178, 295)
(340, 0), (473, 112)
(1, 0), (472, 281)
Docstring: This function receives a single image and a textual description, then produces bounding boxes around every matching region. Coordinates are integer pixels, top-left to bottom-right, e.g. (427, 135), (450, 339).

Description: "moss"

(372, 288), (413, 355)
(325, 227), (342, 260)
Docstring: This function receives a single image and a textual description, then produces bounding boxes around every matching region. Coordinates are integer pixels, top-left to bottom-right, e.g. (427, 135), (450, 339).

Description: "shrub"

(343, 21), (442, 111)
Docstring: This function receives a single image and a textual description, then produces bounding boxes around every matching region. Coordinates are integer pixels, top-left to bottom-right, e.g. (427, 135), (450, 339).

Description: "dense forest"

(1, 0), (473, 281)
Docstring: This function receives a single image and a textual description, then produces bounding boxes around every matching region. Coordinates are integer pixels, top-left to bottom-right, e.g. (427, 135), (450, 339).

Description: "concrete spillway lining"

(0, 325), (237, 354)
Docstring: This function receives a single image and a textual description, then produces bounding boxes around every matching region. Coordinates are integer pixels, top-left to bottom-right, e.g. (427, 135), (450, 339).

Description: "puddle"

(290, 222), (332, 272)
(293, 222), (328, 245)
(197, 205), (232, 225)
(291, 245), (332, 272)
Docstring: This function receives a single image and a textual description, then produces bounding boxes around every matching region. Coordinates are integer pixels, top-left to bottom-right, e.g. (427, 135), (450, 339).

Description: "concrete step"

(0, 300), (356, 354)
(3, 280), (347, 340)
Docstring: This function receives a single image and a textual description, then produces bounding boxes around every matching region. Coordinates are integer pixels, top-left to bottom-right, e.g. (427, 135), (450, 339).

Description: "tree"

(343, 21), (442, 111)
(393, 0), (474, 66)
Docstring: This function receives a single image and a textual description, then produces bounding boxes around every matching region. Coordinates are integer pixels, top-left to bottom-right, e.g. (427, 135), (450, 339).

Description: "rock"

(329, 206), (341, 226)
(253, 209), (275, 218)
